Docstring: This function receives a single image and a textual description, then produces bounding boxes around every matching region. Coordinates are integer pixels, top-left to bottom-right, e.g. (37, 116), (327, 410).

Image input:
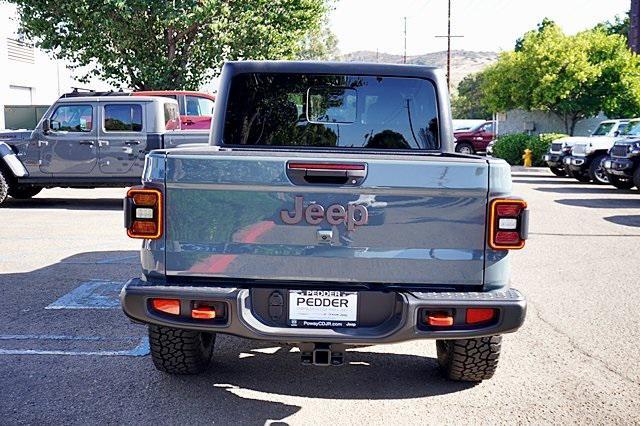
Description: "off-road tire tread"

(588, 154), (608, 184)
(0, 169), (9, 206)
(148, 325), (215, 375)
(436, 336), (502, 382)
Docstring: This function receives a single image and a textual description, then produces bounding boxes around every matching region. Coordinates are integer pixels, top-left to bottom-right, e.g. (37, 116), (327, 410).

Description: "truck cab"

(120, 61), (528, 382)
(563, 119), (630, 184)
(0, 94), (209, 205)
(133, 91), (215, 130)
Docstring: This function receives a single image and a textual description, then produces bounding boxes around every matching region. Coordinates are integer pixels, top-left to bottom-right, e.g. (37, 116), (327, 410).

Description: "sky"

(330, 0), (631, 55)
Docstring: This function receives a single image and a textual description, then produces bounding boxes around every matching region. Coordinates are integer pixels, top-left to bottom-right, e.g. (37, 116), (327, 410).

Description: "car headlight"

(631, 141), (640, 155)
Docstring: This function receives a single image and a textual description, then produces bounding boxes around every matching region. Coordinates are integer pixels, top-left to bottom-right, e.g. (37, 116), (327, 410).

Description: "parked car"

(453, 121), (495, 154)
(602, 118), (640, 189)
(133, 90), (215, 130)
(563, 119), (631, 184)
(0, 94), (209, 205)
(546, 119), (628, 179)
(120, 61), (528, 382)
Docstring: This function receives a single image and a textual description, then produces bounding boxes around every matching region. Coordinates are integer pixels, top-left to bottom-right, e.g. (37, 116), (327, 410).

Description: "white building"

(0, 3), (114, 129)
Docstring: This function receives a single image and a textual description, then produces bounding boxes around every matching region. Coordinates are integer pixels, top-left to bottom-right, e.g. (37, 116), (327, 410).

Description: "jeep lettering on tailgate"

(280, 196), (368, 230)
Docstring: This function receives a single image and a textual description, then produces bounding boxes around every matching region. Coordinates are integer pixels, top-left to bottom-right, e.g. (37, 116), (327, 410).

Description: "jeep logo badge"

(280, 196), (368, 230)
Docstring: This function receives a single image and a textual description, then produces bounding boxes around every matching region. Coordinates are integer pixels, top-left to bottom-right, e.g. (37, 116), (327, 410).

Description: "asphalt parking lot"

(0, 170), (639, 424)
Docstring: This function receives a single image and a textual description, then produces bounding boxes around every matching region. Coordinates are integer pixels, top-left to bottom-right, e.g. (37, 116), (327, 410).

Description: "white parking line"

(46, 279), (123, 310)
(0, 335), (149, 357)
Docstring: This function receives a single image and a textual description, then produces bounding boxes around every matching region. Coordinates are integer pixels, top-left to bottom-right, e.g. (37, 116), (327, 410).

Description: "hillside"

(339, 50), (498, 92)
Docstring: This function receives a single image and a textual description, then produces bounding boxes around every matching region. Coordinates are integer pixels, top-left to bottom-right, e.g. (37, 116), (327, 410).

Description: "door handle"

(286, 162), (367, 185)
(97, 140), (109, 147)
(79, 141), (95, 146)
(124, 140), (141, 146)
(38, 140), (48, 147)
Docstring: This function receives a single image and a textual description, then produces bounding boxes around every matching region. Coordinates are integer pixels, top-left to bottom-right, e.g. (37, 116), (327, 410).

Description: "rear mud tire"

(549, 167), (566, 177)
(436, 336), (502, 382)
(608, 175), (634, 190)
(0, 169), (7, 206)
(149, 325), (215, 375)
(8, 185), (42, 199)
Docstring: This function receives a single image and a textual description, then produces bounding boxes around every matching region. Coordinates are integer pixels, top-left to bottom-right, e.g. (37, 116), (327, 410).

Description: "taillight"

(125, 187), (163, 239)
(488, 198), (528, 250)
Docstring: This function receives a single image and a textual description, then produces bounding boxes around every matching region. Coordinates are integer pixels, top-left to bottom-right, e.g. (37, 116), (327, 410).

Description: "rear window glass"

(104, 104), (143, 132)
(164, 102), (180, 130)
(223, 73), (439, 150)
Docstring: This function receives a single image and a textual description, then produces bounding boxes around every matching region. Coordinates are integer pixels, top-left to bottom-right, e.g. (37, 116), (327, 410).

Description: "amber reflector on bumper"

(151, 299), (180, 315)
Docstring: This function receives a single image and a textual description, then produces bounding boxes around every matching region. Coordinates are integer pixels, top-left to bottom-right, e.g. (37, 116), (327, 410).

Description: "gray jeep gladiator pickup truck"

(121, 61), (528, 382)
(0, 94), (208, 205)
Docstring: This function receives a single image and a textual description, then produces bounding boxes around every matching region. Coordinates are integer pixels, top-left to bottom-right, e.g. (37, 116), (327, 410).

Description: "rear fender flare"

(0, 142), (28, 178)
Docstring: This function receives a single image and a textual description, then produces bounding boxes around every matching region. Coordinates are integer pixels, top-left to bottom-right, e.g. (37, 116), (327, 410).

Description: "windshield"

(592, 122), (615, 136)
(622, 121), (640, 136)
(223, 73), (440, 150)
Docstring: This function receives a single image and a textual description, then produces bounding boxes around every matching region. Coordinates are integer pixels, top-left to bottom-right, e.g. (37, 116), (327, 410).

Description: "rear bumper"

(121, 278), (526, 344)
(603, 157), (636, 177)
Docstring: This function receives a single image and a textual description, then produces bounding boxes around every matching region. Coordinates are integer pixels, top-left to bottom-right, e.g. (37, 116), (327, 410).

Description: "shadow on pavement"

(512, 178), (581, 185)
(555, 198), (640, 209)
(2, 197), (123, 210)
(604, 215), (640, 228)
(0, 250), (476, 424)
(534, 186), (635, 195)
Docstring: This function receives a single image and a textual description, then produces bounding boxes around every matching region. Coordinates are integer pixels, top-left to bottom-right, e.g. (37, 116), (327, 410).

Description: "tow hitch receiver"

(299, 343), (345, 366)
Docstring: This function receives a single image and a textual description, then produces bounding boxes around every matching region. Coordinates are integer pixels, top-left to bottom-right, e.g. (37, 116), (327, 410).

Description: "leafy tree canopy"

(9, 0), (330, 90)
(451, 72), (492, 119)
(482, 20), (640, 135)
(297, 16), (339, 60)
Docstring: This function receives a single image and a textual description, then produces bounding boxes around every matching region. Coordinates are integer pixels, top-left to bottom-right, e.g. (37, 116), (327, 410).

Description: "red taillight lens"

(466, 308), (497, 324)
(126, 187), (163, 239)
(151, 299), (180, 315)
(489, 199), (527, 250)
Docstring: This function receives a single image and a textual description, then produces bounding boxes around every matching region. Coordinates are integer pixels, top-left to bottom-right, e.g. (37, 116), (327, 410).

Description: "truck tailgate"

(164, 151), (489, 286)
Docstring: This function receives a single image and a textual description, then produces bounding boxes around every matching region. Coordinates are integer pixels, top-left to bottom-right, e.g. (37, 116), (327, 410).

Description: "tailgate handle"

(286, 162), (367, 186)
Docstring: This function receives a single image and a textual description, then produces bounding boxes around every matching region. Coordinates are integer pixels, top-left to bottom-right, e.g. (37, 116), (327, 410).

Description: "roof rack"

(59, 88), (131, 98)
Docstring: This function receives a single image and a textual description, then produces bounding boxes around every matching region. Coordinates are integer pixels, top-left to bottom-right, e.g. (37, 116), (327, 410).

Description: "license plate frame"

(288, 290), (358, 328)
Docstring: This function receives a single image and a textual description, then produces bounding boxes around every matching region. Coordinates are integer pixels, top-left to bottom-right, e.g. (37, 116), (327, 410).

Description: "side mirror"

(42, 119), (50, 134)
(614, 131), (620, 137)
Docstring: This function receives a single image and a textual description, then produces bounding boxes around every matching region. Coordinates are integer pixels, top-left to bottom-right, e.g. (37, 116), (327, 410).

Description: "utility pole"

(403, 17), (407, 64)
(630, 0), (640, 53)
(435, 0), (463, 91)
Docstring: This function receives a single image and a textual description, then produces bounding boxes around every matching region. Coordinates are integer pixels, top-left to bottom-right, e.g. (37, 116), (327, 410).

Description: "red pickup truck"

(454, 121), (495, 154)
(133, 90), (215, 130)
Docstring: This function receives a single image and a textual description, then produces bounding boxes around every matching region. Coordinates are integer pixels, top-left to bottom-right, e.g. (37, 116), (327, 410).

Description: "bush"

(492, 134), (533, 165)
(493, 132), (568, 166)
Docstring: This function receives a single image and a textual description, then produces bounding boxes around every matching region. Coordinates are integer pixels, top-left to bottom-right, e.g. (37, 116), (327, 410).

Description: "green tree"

(483, 21), (640, 135)
(451, 72), (492, 119)
(9, 0), (329, 90)
(297, 17), (339, 60)
(596, 13), (630, 40)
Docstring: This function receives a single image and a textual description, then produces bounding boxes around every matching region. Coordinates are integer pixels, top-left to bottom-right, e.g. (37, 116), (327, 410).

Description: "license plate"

(288, 290), (357, 328)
